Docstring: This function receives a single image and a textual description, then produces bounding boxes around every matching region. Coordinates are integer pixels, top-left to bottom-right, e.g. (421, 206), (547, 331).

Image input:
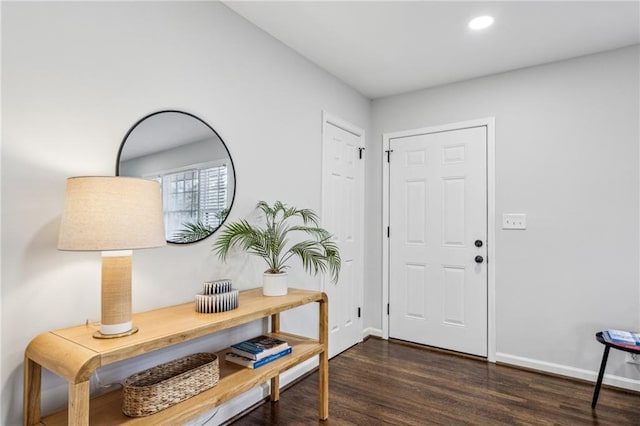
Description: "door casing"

(382, 117), (496, 362)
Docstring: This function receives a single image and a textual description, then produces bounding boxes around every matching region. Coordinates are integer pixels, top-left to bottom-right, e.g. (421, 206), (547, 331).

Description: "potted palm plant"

(213, 201), (340, 296)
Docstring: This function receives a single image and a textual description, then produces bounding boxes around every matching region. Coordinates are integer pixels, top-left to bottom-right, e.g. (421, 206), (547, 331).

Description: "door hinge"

(387, 303), (390, 315)
(387, 226), (390, 238)
(385, 149), (394, 163)
(358, 147), (365, 159)
(357, 307), (361, 318)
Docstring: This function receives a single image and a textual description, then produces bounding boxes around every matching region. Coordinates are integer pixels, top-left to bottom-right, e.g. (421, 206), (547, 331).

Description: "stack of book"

(605, 329), (640, 346)
(225, 335), (292, 369)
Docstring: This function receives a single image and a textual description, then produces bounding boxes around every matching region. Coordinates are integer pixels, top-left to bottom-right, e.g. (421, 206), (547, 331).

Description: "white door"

(322, 112), (364, 358)
(388, 126), (487, 357)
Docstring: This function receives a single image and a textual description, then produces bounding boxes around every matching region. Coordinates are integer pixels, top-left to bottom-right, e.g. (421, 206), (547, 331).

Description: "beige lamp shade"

(58, 176), (166, 251)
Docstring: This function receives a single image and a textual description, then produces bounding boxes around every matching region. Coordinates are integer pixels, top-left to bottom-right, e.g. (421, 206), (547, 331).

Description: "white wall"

(370, 46), (640, 385)
(1, 2), (370, 424)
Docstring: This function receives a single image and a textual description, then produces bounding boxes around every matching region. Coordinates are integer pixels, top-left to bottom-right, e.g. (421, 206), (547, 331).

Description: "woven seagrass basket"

(122, 353), (219, 417)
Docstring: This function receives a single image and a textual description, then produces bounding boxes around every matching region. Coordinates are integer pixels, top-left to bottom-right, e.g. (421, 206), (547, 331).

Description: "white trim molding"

(363, 327), (383, 339)
(496, 352), (640, 393)
(322, 110), (366, 138)
(382, 117), (496, 362)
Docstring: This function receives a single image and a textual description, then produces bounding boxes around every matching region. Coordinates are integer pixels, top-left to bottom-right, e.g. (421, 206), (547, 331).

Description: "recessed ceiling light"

(468, 15), (494, 30)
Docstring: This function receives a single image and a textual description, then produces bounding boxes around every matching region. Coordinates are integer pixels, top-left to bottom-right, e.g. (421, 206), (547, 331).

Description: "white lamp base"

(94, 325), (139, 339)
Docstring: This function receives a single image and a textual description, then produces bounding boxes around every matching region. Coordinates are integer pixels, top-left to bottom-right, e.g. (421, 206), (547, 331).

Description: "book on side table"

(604, 329), (640, 346)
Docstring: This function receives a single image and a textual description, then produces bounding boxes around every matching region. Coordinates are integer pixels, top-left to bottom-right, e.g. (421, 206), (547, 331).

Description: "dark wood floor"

(230, 338), (640, 425)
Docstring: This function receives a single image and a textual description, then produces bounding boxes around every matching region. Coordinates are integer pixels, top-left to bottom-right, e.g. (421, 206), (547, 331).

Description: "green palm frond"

(213, 220), (266, 261)
(287, 225), (331, 240)
(281, 237), (341, 283)
(215, 208), (230, 221)
(172, 221), (215, 243)
(213, 201), (341, 282)
(288, 241), (326, 273)
(320, 238), (341, 283)
(295, 208), (320, 226)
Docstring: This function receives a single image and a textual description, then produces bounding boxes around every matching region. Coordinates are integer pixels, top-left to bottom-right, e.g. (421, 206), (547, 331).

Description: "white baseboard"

(496, 352), (640, 392)
(363, 327), (383, 339)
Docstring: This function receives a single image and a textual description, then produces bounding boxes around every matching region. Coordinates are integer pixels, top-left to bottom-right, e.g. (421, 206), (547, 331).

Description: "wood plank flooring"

(230, 338), (640, 425)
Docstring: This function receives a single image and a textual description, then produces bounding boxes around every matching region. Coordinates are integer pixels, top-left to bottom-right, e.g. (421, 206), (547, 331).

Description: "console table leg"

(319, 351), (329, 420)
(23, 357), (41, 426)
(270, 375), (280, 401)
(270, 312), (281, 402)
(592, 345), (610, 408)
(319, 296), (329, 420)
(69, 381), (90, 426)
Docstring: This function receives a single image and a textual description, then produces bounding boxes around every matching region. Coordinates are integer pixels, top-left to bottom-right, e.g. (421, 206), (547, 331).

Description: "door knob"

(475, 255), (484, 264)
(474, 240), (483, 248)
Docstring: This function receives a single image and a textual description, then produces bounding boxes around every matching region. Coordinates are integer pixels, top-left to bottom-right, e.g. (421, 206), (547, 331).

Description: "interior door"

(388, 126), (487, 356)
(322, 114), (364, 358)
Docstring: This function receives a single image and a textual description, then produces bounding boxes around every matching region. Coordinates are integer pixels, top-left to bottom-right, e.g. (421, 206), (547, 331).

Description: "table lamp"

(58, 176), (166, 338)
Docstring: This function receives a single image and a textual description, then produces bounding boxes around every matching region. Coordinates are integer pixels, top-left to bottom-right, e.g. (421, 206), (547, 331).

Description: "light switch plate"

(503, 213), (526, 230)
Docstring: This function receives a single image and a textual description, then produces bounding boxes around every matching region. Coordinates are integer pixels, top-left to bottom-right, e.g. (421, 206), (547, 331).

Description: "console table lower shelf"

(40, 333), (320, 425)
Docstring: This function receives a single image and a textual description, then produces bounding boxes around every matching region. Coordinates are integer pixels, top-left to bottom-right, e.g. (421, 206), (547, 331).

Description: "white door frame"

(382, 117), (496, 362)
(321, 110), (365, 340)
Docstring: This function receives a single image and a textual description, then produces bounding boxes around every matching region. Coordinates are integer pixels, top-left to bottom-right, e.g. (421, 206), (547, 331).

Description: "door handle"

(475, 240), (483, 248)
(474, 255), (484, 264)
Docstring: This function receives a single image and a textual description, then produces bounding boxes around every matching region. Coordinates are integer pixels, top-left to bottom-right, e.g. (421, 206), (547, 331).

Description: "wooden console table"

(24, 288), (328, 425)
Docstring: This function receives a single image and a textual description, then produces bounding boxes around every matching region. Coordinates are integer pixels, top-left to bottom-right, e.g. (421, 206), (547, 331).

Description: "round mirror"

(117, 110), (236, 244)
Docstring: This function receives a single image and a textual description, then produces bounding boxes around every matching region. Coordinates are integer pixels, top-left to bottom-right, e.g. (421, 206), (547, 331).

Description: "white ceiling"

(224, 1), (640, 99)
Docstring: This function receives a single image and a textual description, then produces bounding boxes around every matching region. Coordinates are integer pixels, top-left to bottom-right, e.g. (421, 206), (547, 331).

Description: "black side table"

(592, 331), (640, 408)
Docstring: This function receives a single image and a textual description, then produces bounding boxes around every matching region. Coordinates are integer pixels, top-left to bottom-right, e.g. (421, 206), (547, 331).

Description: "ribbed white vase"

(262, 271), (288, 296)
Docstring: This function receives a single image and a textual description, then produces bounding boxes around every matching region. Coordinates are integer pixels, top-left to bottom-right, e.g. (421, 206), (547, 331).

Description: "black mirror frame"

(116, 109), (237, 245)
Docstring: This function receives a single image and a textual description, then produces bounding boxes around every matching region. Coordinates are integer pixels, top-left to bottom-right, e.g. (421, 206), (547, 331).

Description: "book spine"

(253, 347), (293, 368)
(230, 347), (261, 360)
(225, 353), (253, 367)
(232, 342), (264, 354)
(232, 344), (290, 361)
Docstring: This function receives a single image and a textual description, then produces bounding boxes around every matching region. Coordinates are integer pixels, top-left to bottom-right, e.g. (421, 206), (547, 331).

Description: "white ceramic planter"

(262, 271), (288, 296)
